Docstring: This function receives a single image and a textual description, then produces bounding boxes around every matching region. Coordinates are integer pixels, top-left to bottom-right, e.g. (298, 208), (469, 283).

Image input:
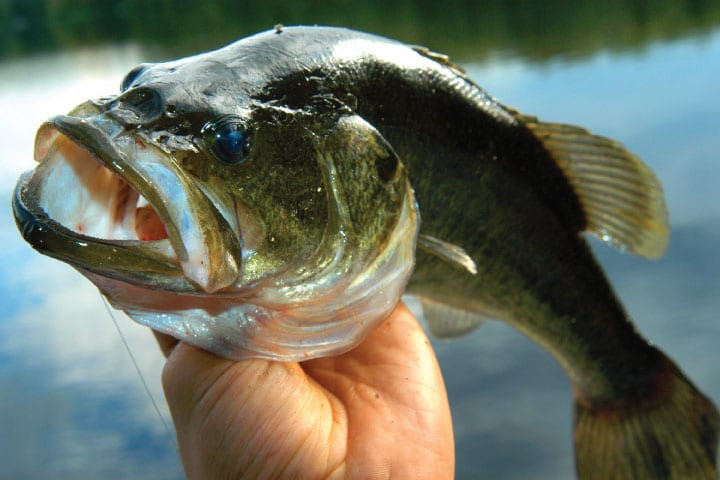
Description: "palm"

(159, 303), (455, 479)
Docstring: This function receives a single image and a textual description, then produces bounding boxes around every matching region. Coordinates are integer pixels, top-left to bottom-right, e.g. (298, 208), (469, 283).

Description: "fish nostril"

(117, 87), (163, 120)
(120, 63), (153, 92)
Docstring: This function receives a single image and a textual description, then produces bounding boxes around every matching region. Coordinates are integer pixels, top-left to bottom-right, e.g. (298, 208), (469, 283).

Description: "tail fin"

(573, 359), (719, 479)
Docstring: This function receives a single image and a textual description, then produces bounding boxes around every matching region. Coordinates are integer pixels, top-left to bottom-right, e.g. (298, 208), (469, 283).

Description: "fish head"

(13, 31), (419, 359)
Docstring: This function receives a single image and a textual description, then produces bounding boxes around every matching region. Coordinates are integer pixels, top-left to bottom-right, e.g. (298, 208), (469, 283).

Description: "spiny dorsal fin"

(418, 234), (477, 274)
(418, 296), (486, 338)
(411, 46), (467, 76)
(518, 114), (670, 259)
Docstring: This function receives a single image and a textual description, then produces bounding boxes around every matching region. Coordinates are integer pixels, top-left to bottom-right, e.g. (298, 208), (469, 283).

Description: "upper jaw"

(14, 112), (243, 293)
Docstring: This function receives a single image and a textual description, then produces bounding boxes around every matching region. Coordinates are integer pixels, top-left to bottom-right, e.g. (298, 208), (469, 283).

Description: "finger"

(161, 342), (342, 479)
(305, 301), (437, 386)
(304, 302), (455, 478)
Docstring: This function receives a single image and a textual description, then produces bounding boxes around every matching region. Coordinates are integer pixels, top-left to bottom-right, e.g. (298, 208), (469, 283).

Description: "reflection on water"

(1, 26), (719, 479)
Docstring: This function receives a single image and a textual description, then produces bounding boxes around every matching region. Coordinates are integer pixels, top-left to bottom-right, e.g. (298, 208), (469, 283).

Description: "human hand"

(155, 302), (455, 479)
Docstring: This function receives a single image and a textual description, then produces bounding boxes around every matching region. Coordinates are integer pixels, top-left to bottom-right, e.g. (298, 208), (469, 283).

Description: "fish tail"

(573, 355), (719, 479)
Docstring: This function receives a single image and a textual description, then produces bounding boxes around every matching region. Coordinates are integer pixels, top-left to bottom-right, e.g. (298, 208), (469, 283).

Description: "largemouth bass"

(13, 26), (719, 478)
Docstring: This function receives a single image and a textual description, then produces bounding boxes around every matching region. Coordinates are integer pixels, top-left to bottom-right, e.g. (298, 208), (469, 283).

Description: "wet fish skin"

(331, 35), (719, 477)
(14, 29), (419, 359)
(12, 26), (719, 478)
(327, 33), (718, 476)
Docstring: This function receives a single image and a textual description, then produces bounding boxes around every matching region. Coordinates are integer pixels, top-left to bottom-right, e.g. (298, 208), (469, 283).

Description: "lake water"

(1, 26), (720, 479)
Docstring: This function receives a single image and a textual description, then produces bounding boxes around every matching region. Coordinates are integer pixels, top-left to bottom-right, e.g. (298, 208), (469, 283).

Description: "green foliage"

(1, 0), (719, 62)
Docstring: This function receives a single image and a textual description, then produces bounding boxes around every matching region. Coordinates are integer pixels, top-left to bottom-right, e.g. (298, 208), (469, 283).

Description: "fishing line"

(101, 296), (177, 448)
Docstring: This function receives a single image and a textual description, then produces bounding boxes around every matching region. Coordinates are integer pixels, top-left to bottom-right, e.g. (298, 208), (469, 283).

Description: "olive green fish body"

(13, 26), (719, 478)
(353, 79), (657, 399)
(326, 44), (719, 476)
(268, 34), (669, 398)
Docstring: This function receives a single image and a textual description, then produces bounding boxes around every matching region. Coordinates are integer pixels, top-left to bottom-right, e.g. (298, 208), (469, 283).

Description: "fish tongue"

(123, 142), (241, 292)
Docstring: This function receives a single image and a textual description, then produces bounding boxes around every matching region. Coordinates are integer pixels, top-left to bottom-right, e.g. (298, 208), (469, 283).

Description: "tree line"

(1, 0), (719, 62)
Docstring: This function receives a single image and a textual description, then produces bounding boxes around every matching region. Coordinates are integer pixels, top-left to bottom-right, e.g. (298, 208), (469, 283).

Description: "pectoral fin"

(417, 234), (477, 274)
(518, 115), (670, 259)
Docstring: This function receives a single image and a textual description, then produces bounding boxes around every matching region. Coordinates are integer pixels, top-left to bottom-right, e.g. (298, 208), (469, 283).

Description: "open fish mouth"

(33, 127), (169, 242)
(13, 114), (242, 293)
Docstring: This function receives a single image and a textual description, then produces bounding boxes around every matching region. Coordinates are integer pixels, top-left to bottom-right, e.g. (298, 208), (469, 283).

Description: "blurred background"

(1, 1), (719, 478)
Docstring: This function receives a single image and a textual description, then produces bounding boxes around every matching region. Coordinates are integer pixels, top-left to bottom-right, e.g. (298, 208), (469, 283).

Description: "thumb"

(160, 342), (338, 479)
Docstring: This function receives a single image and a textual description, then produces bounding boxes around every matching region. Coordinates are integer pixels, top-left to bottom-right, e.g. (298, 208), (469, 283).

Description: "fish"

(12, 26), (719, 478)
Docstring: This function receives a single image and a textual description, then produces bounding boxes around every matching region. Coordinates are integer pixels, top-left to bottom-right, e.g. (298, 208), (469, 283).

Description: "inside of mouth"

(36, 132), (169, 242)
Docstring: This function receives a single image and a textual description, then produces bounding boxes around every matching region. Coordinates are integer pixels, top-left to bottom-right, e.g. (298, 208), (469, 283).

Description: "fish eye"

(202, 117), (250, 165)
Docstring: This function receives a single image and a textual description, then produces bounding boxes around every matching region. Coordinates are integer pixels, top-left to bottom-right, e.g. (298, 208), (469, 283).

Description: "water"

(0, 46), (184, 480)
(1, 25), (719, 480)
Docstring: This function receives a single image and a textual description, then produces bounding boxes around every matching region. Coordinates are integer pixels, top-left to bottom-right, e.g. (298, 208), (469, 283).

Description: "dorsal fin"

(517, 114), (670, 259)
(411, 46), (467, 76)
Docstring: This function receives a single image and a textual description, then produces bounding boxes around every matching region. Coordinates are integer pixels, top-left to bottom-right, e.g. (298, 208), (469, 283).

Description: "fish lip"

(13, 173), (191, 291)
(13, 114), (201, 292)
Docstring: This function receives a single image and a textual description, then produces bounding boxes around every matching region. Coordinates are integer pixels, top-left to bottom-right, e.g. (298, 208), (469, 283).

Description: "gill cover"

(123, 114), (419, 360)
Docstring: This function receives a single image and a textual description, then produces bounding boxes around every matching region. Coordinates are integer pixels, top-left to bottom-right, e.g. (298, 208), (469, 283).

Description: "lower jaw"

(14, 178), (187, 292)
